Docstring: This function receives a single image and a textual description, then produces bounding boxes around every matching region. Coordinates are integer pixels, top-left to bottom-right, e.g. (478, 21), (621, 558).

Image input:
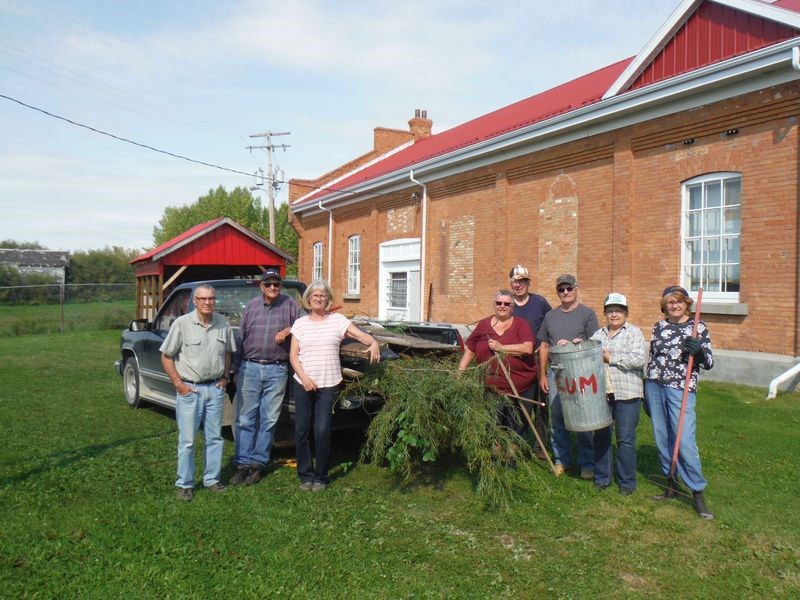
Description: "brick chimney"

(408, 109), (432, 141)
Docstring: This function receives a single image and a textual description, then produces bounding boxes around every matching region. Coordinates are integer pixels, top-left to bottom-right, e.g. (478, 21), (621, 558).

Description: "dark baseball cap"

(261, 268), (282, 282)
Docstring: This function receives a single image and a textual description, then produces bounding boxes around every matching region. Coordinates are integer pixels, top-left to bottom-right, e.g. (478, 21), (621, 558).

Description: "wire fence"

(0, 283), (137, 336)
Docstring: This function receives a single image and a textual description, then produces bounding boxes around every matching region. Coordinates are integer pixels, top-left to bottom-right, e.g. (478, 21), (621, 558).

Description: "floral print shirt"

(646, 319), (713, 392)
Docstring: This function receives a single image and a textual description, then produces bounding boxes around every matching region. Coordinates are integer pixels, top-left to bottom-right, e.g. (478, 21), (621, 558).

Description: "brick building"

(289, 0), (800, 388)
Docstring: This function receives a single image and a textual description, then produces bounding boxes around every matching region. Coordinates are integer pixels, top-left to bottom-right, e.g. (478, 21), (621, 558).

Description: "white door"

(379, 239), (421, 321)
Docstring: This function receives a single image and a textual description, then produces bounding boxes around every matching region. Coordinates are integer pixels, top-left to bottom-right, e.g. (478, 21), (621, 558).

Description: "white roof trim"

(603, 0), (800, 99)
(293, 139), (415, 205)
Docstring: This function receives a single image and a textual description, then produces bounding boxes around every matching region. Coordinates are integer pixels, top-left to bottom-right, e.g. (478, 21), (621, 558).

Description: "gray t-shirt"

(538, 304), (599, 347)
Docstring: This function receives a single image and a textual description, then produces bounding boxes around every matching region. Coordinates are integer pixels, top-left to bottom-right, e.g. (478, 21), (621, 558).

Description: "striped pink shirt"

(291, 312), (350, 388)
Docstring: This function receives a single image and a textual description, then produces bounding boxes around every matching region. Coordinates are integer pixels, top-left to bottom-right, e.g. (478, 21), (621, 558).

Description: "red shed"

(130, 217), (295, 318)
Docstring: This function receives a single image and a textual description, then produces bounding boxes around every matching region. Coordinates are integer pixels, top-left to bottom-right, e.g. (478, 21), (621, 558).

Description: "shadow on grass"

(0, 429), (176, 487)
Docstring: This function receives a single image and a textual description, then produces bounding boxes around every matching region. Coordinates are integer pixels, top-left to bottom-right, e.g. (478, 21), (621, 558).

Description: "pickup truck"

(114, 278), (459, 442)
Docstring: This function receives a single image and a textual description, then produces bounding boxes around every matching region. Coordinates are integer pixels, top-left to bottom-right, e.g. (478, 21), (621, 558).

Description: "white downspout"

(409, 169), (428, 321)
(766, 361), (800, 400)
(318, 200), (334, 284)
(792, 46), (800, 72)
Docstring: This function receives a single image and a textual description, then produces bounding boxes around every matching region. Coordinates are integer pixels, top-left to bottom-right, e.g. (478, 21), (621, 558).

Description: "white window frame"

(312, 242), (323, 282)
(347, 235), (360, 294)
(681, 172), (741, 302)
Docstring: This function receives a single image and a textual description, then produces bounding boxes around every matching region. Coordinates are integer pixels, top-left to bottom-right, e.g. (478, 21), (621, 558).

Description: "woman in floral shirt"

(645, 286), (714, 520)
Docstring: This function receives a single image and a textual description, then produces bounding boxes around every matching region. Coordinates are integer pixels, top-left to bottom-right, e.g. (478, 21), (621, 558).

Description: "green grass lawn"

(0, 300), (135, 336)
(0, 331), (798, 598)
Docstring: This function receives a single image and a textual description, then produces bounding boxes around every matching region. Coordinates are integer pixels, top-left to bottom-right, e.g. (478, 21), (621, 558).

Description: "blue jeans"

(175, 382), (224, 489)
(644, 381), (707, 491)
(593, 398), (642, 489)
(547, 368), (594, 469)
(293, 381), (336, 484)
(233, 361), (289, 467)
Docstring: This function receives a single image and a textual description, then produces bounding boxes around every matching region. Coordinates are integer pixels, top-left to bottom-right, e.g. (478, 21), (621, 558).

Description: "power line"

(0, 92), (390, 201)
(1, 92), (254, 177)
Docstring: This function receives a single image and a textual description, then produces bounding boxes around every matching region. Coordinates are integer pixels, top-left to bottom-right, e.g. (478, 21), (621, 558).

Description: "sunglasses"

(262, 281), (281, 288)
(495, 301), (512, 307)
(557, 285), (575, 294)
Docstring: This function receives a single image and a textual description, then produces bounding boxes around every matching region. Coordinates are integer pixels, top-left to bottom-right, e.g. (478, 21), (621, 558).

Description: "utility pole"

(247, 131), (290, 244)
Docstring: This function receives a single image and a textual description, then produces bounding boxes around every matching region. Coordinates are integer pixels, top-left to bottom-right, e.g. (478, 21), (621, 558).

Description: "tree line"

(1, 185), (299, 305)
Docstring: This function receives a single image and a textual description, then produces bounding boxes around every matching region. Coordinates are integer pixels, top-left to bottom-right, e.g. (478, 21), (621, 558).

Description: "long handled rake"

(492, 352), (559, 474)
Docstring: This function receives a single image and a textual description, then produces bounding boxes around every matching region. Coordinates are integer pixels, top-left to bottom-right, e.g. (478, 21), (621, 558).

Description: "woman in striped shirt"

(289, 280), (381, 491)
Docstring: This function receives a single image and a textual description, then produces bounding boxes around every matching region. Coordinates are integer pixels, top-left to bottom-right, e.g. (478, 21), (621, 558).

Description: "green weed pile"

(356, 357), (533, 506)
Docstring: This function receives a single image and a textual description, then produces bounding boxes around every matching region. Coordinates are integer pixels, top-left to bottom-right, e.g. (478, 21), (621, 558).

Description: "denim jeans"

(547, 367), (594, 469)
(644, 381), (707, 491)
(593, 398), (642, 489)
(233, 361), (289, 467)
(293, 381), (336, 484)
(175, 382), (224, 489)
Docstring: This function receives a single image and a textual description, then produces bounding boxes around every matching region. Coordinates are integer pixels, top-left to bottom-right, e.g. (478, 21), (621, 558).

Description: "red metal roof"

(295, 0), (800, 207)
(631, 1), (800, 90)
(294, 58), (633, 205)
(131, 217), (293, 266)
(133, 218), (224, 263)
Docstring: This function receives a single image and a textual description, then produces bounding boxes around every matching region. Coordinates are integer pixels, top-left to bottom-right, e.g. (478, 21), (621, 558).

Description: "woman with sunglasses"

(458, 289), (537, 436)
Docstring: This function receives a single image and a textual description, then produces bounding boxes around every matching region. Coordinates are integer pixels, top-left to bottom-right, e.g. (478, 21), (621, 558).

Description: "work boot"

(693, 491), (714, 520)
(228, 465), (249, 486)
(243, 465), (264, 486)
(652, 477), (679, 501)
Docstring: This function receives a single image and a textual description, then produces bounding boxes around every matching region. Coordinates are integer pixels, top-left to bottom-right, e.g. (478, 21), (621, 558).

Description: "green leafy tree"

(152, 186), (299, 269)
(0, 240), (45, 249)
(66, 247), (138, 284)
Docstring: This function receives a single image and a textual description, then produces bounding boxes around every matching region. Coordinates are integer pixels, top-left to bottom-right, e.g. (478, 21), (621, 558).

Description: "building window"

(388, 272), (408, 308)
(312, 242), (323, 282)
(682, 173), (741, 300)
(347, 235), (360, 294)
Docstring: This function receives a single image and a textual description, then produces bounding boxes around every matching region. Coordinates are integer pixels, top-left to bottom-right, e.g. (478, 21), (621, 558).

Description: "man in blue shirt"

(230, 269), (302, 486)
(508, 265), (552, 459)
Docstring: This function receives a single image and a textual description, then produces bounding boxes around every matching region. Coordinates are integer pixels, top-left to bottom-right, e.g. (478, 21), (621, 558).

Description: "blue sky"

(0, 0), (682, 251)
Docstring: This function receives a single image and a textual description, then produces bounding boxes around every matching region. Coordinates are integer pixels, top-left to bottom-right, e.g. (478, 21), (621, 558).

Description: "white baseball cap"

(603, 292), (628, 308)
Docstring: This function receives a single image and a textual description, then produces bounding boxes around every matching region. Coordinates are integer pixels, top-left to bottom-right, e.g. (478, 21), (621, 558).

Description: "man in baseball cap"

(537, 274), (599, 478)
(507, 265), (552, 459)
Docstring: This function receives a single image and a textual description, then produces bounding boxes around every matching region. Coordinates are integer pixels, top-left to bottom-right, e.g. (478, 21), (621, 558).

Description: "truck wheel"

(123, 358), (142, 408)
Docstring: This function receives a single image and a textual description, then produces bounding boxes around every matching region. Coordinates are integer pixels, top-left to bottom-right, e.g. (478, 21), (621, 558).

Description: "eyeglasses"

(495, 301), (512, 307)
(557, 285), (575, 294)
(262, 281), (281, 288)
(666, 300), (684, 307)
(195, 297), (216, 303)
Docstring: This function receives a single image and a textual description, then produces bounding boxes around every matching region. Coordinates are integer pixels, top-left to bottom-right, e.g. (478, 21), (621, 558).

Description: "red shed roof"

(131, 217), (294, 266)
(294, 0), (800, 208)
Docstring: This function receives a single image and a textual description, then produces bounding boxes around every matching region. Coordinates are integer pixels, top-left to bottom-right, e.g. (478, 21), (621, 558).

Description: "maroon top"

(465, 316), (537, 394)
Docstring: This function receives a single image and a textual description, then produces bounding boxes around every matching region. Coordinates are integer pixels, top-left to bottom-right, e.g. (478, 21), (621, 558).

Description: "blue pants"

(233, 361), (289, 468)
(644, 381), (707, 491)
(593, 398), (642, 490)
(293, 381), (336, 485)
(175, 382), (224, 489)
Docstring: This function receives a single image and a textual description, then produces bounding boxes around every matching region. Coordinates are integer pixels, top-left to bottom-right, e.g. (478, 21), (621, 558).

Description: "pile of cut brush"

(351, 357), (537, 506)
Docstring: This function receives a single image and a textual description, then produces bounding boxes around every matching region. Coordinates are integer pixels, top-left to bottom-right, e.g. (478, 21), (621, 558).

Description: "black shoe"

(693, 491), (714, 520)
(652, 477), (679, 501)
(243, 466), (263, 486)
(619, 487), (634, 496)
(228, 465), (249, 486)
(593, 481), (610, 490)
